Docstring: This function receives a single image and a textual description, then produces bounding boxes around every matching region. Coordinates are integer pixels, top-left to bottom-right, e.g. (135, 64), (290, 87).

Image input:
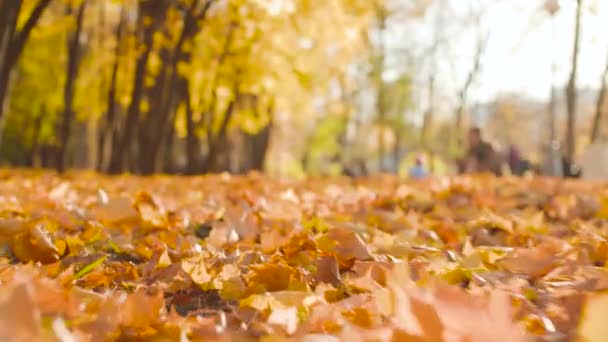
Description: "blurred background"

(1, 0), (607, 177)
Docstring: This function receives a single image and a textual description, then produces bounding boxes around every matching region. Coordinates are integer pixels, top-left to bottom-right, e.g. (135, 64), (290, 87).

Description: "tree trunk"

(108, 1), (161, 174)
(98, 6), (126, 172)
(547, 16), (558, 146)
(0, 2), (22, 90)
(0, 0), (52, 147)
(137, 39), (171, 174)
(251, 105), (274, 172)
(30, 111), (43, 168)
(185, 86), (201, 175)
(140, 0), (216, 174)
(57, 0), (87, 173)
(109, 45), (150, 173)
(246, 121), (272, 172)
(0, 2), (21, 55)
(565, 0), (583, 161)
(454, 32), (487, 148)
(161, 117), (176, 173)
(203, 95), (238, 173)
(375, 7), (387, 172)
(591, 48), (608, 142)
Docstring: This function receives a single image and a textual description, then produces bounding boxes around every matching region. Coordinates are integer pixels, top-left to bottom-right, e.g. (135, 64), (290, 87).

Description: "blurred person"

(409, 155), (429, 179)
(507, 146), (532, 176)
(461, 127), (502, 176)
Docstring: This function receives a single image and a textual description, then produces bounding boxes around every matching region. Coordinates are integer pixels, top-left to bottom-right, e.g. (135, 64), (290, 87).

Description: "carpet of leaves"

(2, 170), (608, 341)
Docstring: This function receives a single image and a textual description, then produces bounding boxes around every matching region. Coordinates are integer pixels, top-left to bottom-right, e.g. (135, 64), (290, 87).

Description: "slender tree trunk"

(57, 0), (87, 173)
(38, 143), (54, 168)
(185, 86), (201, 175)
(161, 116), (176, 173)
(98, 6), (126, 171)
(547, 16), (558, 145)
(565, 0), (583, 160)
(141, 0), (216, 174)
(0, 1), (23, 125)
(454, 32), (487, 148)
(0, 1), (21, 51)
(245, 104), (273, 172)
(248, 126), (272, 171)
(375, 7), (387, 172)
(138, 39), (171, 174)
(110, 45), (150, 173)
(31, 113), (43, 168)
(108, 3), (159, 174)
(203, 95), (238, 173)
(0, 69), (11, 145)
(591, 48), (608, 142)
(0, 0), (52, 148)
(0, 1), (22, 77)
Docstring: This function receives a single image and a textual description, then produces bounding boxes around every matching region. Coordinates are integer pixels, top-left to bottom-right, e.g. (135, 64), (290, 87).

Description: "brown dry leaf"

(94, 196), (139, 223)
(317, 227), (373, 265)
(433, 287), (527, 342)
(409, 296), (444, 342)
(314, 255), (341, 286)
(126, 290), (165, 325)
(498, 240), (565, 278)
(135, 192), (168, 228)
(0, 281), (43, 341)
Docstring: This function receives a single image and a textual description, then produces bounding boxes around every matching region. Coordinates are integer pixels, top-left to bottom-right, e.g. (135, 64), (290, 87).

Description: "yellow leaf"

(578, 292), (608, 342)
(158, 249), (172, 268)
(341, 307), (374, 328)
(181, 257), (213, 288)
(246, 263), (299, 293)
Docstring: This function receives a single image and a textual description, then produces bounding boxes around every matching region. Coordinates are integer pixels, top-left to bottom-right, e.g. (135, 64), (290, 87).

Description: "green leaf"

(75, 256), (107, 279)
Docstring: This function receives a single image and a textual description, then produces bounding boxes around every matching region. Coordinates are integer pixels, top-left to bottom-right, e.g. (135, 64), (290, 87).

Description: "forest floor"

(0, 170), (607, 341)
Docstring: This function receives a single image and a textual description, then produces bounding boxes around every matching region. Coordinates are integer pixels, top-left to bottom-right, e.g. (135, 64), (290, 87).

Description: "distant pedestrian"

(409, 155), (429, 179)
(507, 146), (531, 176)
(462, 127), (502, 176)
